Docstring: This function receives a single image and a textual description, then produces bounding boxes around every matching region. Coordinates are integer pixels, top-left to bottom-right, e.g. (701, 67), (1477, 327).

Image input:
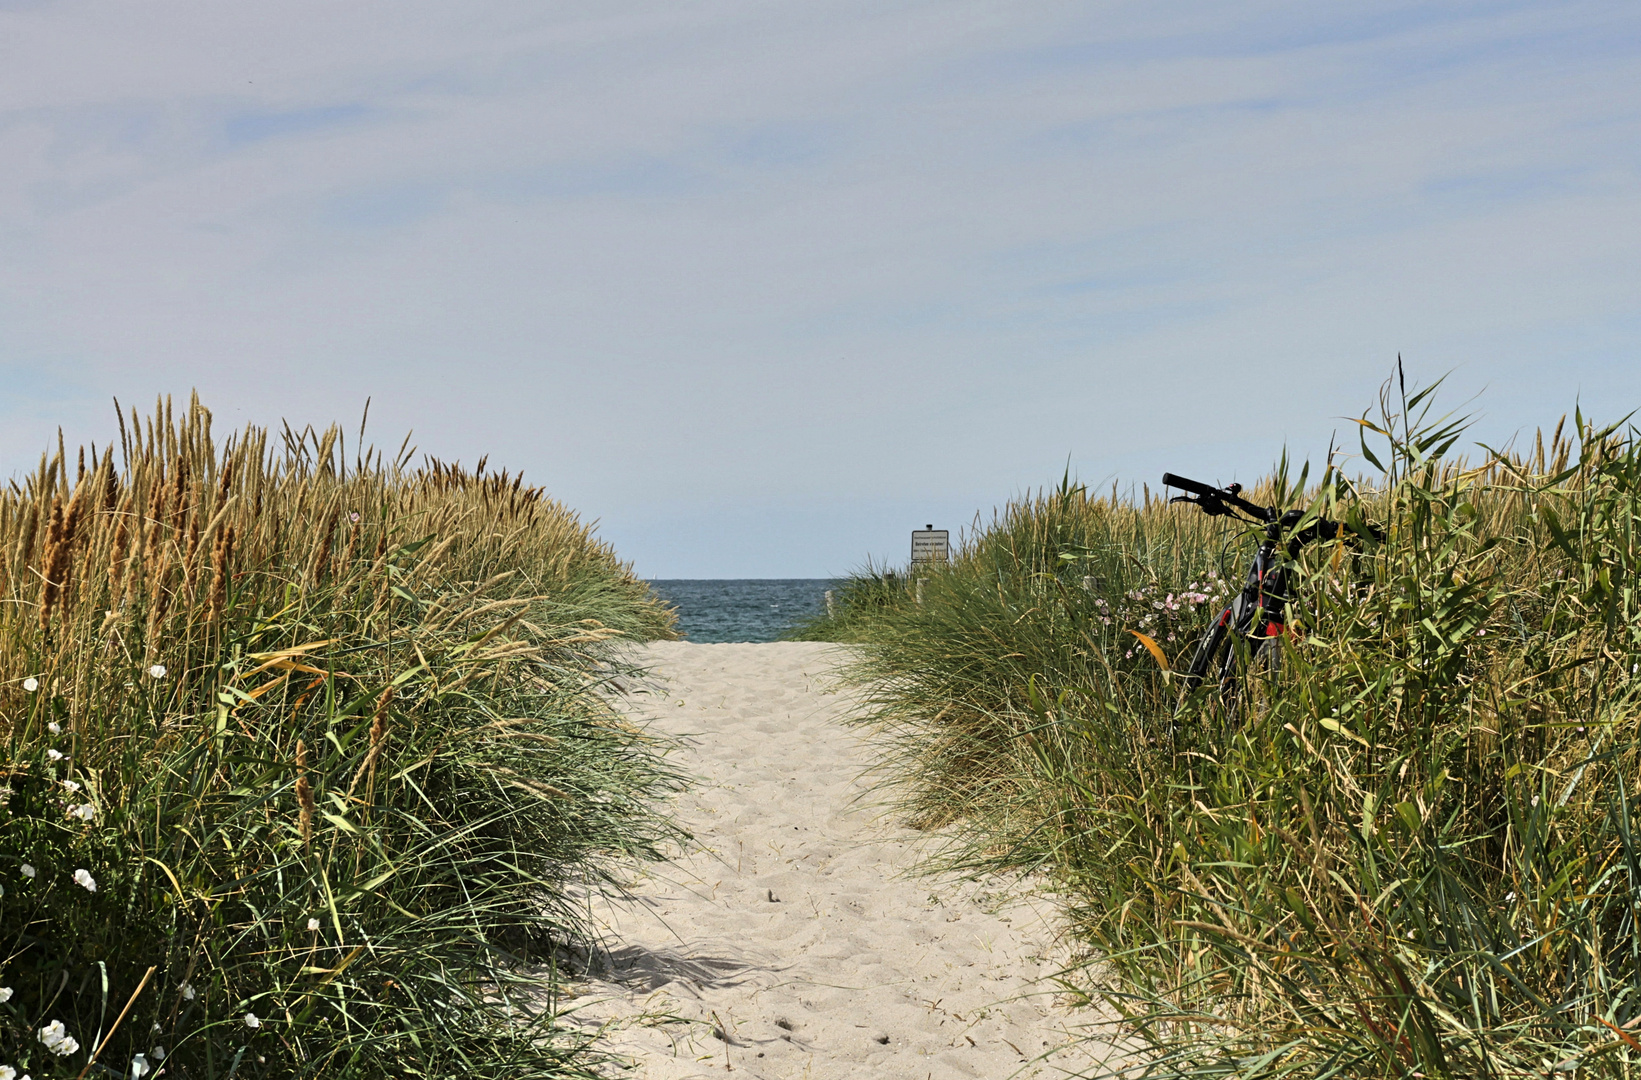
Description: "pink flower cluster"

(1095, 571), (1234, 660)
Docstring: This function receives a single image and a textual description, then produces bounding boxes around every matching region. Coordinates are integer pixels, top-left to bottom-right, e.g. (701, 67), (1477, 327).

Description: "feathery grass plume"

(181, 504), (202, 607)
(341, 510), (361, 569)
(294, 739), (315, 848)
(184, 499), (200, 564)
(143, 542), (171, 650)
(215, 455), (233, 508)
(36, 493), (65, 628)
(100, 451), (120, 513)
(166, 455), (188, 541)
(808, 372), (1641, 1077)
(349, 687), (392, 798)
(142, 480), (166, 570)
(12, 497), (37, 577)
(307, 501), (340, 586)
(38, 482), (86, 627)
(207, 523), (233, 623)
(107, 495), (131, 594)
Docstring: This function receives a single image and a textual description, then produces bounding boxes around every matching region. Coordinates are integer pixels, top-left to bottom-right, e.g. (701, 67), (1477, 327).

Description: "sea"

(648, 579), (839, 643)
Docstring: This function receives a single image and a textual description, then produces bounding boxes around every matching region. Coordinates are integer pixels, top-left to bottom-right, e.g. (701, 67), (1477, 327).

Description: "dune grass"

(0, 396), (681, 1078)
(798, 377), (1641, 1076)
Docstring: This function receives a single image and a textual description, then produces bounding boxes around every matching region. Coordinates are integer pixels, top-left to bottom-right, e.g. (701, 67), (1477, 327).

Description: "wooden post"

(915, 578), (926, 606)
(825, 590), (835, 618)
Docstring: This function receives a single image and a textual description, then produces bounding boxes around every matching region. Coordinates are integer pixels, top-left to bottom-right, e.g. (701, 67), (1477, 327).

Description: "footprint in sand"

(560, 641), (1127, 1079)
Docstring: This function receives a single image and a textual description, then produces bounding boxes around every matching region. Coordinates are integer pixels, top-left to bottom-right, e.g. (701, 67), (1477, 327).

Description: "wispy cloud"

(222, 103), (376, 147)
(0, 1), (1636, 573)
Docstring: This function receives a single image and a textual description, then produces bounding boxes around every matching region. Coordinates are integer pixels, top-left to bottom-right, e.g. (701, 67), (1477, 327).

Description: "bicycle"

(1161, 471), (1374, 706)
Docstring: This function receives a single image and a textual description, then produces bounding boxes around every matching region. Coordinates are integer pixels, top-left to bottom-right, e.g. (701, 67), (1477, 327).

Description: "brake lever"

(1169, 494), (1235, 518)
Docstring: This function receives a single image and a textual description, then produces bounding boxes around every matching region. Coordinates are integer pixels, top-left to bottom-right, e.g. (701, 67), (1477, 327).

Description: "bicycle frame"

(1183, 512), (1300, 695)
(1160, 472), (1353, 700)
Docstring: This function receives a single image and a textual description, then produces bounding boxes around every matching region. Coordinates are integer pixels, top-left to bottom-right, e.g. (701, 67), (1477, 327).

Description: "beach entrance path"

(561, 641), (1123, 1079)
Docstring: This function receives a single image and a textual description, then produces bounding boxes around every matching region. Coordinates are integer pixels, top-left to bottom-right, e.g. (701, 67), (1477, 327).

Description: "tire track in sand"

(561, 641), (1125, 1079)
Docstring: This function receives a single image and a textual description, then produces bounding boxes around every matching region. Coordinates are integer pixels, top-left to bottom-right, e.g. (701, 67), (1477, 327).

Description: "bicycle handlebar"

(1159, 472), (1216, 498)
(1165, 471), (1385, 546)
(1161, 472), (1272, 521)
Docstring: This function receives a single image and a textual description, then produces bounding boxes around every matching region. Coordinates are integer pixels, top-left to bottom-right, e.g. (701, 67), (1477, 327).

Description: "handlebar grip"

(1161, 472), (1220, 499)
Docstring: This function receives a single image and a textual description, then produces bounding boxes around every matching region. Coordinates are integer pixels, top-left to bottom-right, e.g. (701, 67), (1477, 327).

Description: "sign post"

(911, 525), (949, 565)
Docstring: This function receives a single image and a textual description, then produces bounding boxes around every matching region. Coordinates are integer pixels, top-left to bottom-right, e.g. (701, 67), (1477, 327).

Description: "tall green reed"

(809, 375), (1641, 1076)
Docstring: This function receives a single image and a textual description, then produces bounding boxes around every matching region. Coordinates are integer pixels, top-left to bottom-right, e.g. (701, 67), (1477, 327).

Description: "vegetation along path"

(562, 641), (1123, 1079)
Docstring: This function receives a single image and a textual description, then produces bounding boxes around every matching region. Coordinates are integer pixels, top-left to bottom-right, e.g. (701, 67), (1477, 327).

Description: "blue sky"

(1, 1), (1637, 575)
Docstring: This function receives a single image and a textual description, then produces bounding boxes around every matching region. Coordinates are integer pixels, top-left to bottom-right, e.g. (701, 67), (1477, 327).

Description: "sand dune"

(561, 641), (1125, 1079)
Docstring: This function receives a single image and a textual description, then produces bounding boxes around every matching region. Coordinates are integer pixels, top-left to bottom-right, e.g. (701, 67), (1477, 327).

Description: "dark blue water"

(649, 579), (838, 643)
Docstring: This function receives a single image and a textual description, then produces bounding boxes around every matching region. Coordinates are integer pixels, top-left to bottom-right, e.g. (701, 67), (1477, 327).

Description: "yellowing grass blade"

(242, 640), (340, 680)
(1127, 629), (1170, 671)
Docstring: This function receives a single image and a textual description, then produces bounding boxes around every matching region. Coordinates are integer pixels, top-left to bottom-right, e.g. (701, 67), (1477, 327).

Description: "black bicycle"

(1162, 472), (1372, 704)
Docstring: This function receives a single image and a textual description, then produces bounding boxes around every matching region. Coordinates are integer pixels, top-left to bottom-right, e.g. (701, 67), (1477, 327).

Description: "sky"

(1, 1), (1638, 576)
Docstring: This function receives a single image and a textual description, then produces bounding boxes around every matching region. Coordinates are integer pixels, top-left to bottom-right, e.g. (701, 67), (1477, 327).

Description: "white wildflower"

(180, 982), (195, 1001)
(307, 917), (320, 931)
(73, 868), (96, 892)
(0, 1065), (15, 1080)
(22, 678), (38, 693)
(69, 804), (96, 822)
(47, 749), (63, 762)
(349, 512), (361, 523)
(39, 1019), (80, 1054)
(148, 664), (167, 679)
(130, 1053), (150, 1078)
(47, 722), (61, 735)
(0, 986), (11, 1003)
(1506, 891), (1516, 902)
(62, 780), (80, 793)
(21, 864), (35, 879)
(244, 1012), (261, 1029)
(152, 1045), (165, 1060)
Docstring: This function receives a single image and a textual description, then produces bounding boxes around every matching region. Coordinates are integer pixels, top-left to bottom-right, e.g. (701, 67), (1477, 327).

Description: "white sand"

(561, 641), (1126, 1079)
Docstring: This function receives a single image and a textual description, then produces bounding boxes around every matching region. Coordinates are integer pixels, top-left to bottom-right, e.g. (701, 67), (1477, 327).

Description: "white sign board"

(911, 526), (950, 564)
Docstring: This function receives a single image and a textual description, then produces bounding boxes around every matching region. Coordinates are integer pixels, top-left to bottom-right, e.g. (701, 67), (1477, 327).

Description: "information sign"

(911, 525), (950, 564)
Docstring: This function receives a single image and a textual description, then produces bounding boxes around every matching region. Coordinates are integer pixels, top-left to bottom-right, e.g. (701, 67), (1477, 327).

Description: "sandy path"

(561, 641), (1123, 1079)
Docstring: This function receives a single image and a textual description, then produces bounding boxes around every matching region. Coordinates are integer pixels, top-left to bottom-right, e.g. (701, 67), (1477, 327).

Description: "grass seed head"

(294, 739), (315, 848)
